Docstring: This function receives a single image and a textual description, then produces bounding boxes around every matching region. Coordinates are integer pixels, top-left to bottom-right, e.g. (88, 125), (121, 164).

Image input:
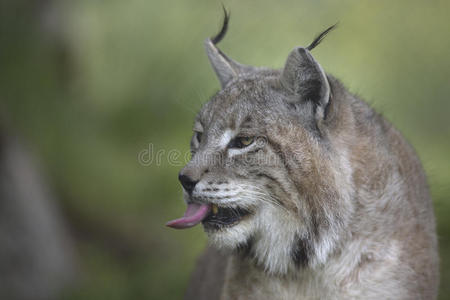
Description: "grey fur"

(180, 19), (439, 300)
(204, 39), (258, 88)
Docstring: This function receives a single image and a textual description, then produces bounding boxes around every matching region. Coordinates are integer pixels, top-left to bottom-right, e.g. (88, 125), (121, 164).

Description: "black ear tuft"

(205, 6), (256, 88)
(306, 23), (338, 51)
(211, 5), (230, 45)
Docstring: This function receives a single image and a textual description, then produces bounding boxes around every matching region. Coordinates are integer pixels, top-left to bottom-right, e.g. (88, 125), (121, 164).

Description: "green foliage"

(1, 0), (449, 299)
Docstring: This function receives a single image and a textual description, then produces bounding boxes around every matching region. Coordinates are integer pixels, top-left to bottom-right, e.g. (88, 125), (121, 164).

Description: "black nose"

(178, 173), (198, 195)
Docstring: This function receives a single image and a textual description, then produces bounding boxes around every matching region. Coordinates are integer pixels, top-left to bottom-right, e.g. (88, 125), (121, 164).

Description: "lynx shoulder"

(167, 11), (439, 300)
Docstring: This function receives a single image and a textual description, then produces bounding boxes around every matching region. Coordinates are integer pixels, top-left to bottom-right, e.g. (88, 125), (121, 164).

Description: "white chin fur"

(205, 204), (302, 275)
(205, 217), (255, 250)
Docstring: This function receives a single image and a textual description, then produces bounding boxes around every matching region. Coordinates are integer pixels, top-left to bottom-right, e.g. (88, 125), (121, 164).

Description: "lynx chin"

(167, 11), (439, 300)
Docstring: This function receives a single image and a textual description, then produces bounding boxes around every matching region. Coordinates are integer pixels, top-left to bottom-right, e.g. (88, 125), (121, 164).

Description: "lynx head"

(167, 12), (355, 275)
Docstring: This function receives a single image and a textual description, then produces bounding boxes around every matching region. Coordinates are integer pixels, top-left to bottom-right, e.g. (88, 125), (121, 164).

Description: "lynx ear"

(205, 9), (256, 88)
(280, 25), (336, 118)
(280, 47), (330, 111)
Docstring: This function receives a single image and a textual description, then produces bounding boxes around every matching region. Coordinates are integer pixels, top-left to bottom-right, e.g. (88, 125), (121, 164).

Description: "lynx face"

(167, 19), (354, 274)
(183, 79), (317, 271)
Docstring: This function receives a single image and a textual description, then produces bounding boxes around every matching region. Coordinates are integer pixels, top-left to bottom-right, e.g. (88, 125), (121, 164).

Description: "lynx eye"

(195, 131), (203, 143)
(228, 136), (254, 149)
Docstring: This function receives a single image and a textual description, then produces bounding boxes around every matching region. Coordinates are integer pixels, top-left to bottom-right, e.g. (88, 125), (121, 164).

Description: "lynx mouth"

(166, 202), (251, 230)
(202, 204), (251, 230)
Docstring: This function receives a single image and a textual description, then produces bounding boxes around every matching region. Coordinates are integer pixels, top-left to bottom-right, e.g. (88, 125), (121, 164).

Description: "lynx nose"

(178, 173), (198, 195)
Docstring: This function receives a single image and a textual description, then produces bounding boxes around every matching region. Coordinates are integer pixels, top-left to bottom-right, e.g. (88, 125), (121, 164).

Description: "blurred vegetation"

(1, 0), (449, 299)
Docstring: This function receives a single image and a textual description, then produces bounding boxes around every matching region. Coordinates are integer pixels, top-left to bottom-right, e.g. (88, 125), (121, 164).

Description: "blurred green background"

(1, 0), (449, 299)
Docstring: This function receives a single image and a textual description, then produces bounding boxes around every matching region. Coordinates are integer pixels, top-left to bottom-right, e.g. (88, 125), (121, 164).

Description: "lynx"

(167, 11), (439, 300)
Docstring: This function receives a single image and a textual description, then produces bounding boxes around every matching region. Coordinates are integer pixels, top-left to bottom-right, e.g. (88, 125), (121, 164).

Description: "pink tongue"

(166, 203), (211, 229)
